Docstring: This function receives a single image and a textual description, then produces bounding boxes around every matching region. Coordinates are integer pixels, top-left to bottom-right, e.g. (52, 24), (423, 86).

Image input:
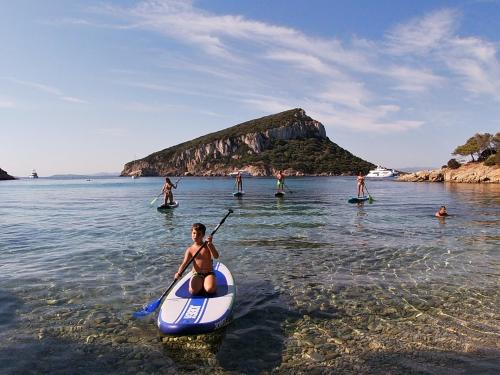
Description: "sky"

(1, 0), (500, 176)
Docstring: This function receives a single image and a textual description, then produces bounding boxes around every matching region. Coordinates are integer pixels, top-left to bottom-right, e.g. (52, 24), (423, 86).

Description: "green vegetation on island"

(122, 109), (375, 176)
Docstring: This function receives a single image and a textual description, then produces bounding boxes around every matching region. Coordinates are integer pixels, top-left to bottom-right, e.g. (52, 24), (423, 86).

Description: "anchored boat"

(366, 166), (398, 178)
(228, 170), (252, 177)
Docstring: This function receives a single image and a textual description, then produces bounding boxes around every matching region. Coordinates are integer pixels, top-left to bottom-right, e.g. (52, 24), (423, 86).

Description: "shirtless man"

(175, 223), (219, 295)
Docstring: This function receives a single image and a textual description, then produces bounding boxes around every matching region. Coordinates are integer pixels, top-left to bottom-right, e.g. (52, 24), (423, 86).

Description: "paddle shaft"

(364, 185), (372, 197)
(157, 209), (233, 302)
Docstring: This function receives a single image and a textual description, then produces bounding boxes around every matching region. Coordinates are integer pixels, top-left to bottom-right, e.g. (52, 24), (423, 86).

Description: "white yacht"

(366, 166), (398, 178)
(29, 169), (39, 179)
(228, 170), (252, 177)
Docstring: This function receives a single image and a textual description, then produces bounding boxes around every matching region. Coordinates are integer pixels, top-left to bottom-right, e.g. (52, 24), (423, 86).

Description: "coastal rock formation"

(0, 168), (15, 180)
(398, 163), (500, 183)
(121, 108), (374, 177)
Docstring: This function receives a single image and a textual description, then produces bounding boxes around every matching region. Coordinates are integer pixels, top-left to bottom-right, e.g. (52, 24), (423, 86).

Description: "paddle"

(132, 208), (234, 318)
(150, 192), (162, 206)
(284, 183), (294, 194)
(150, 177), (182, 206)
(364, 185), (375, 203)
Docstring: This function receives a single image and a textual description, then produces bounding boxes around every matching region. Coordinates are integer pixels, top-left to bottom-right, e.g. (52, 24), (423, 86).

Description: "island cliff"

(121, 109), (374, 177)
(0, 168), (15, 180)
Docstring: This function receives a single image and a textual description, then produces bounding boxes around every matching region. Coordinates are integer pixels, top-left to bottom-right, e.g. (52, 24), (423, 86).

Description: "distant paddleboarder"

(161, 177), (178, 206)
(357, 172), (366, 197)
(276, 170), (285, 193)
(235, 172), (243, 192)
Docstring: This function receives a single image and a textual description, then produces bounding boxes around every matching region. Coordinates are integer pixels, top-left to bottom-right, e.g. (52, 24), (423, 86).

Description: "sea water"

(0, 177), (498, 374)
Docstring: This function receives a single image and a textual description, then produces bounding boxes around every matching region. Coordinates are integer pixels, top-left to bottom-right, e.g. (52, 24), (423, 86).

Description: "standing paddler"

(276, 170), (285, 193)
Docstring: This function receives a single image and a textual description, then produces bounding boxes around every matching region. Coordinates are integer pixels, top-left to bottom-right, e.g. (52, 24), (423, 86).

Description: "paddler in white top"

(175, 223), (219, 295)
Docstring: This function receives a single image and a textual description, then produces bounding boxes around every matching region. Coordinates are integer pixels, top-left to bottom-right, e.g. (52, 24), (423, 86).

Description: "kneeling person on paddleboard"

(175, 223), (219, 295)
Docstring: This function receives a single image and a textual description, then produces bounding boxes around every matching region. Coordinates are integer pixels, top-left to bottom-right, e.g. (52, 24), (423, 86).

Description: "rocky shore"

(0, 168), (15, 180)
(398, 162), (500, 183)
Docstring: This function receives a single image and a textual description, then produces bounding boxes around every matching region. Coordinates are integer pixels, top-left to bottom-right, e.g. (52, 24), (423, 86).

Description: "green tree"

(453, 136), (480, 161)
(474, 133), (493, 153)
(492, 132), (500, 150)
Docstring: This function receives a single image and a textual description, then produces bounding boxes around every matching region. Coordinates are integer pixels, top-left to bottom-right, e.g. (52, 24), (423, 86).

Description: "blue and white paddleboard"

(348, 196), (369, 203)
(157, 261), (235, 335)
(233, 191), (245, 197)
(157, 201), (179, 211)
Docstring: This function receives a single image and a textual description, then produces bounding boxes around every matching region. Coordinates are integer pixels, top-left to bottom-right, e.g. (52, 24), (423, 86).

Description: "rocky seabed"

(4, 279), (498, 375)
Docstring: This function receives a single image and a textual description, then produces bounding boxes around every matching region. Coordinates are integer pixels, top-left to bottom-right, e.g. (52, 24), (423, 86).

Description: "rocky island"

(398, 132), (499, 183)
(121, 108), (374, 177)
(0, 168), (15, 180)
(398, 163), (500, 183)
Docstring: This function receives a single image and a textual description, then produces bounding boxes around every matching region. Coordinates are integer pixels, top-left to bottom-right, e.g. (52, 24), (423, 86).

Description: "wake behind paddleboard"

(157, 261), (235, 335)
(348, 196), (369, 203)
(157, 201), (179, 211)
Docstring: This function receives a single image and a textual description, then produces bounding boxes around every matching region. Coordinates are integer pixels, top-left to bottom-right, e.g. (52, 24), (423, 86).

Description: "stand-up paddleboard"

(233, 191), (245, 197)
(157, 201), (179, 211)
(275, 191), (285, 197)
(157, 261), (235, 335)
(348, 196), (369, 204)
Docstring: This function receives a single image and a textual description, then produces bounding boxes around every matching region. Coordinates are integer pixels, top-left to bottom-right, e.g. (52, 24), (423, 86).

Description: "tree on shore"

(452, 133), (497, 162)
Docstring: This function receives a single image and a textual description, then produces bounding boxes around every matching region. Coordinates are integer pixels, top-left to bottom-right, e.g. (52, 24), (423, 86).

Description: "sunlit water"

(1, 177), (499, 374)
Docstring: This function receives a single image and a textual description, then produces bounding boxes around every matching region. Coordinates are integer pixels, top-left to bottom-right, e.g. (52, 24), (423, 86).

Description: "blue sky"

(1, 0), (499, 176)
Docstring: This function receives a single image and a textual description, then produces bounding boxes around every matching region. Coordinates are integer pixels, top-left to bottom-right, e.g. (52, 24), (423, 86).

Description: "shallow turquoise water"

(0, 177), (499, 374)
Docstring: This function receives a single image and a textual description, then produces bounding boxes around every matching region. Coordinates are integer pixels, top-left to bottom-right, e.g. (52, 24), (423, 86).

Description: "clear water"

(1, 177), (499, 374)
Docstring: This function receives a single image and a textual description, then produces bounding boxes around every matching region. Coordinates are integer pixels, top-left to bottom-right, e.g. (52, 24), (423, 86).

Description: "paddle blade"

(132, 297), (162, 318)
(368, 195), (375, 204)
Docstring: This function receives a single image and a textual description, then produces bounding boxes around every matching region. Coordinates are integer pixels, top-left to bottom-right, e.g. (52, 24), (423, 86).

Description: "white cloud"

(316, 81), (370, 109)
(2, 77), (87, 104)
(445, 37), (500, 100)
(241, 97), (294, 115)
(384, 9), (500, 101)
(7, 78), (63, 96)
(265, 50), (341, 76)
(61, 96), (87, 104)
(386, 66), (445, 92)
(81, 2), (500, 132)
(0, 99), (15, 108)
(385, 9), (459, 55)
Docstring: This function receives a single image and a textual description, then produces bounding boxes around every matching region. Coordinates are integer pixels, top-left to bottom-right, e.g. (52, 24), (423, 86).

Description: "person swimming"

(435, 206), (449, 217)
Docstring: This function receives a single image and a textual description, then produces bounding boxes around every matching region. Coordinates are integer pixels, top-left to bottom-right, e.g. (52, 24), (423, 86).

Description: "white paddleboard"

(157, 261), (235, 335)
